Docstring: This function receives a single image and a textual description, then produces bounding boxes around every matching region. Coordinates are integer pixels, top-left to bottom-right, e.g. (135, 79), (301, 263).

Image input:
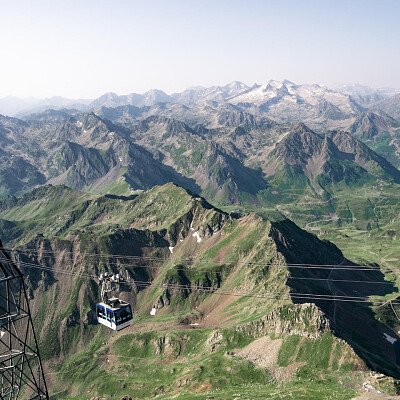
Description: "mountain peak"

(289, 122), (314, 134)
(350, 110), (400, 140)
(266, 79), (284, 87)
(282, 79), (296, 86)
(271, 123), (328, 170)
(97, 92), (118, 100)
(145, 88), (168, 95)
(224, 81), (248, 90)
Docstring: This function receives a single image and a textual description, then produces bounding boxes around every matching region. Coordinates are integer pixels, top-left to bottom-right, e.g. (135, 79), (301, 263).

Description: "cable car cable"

(14, 256), (398, 287)
(6, 247), (396, 271)
(10, 249), (397, 275)
(13, 260), (400, 305)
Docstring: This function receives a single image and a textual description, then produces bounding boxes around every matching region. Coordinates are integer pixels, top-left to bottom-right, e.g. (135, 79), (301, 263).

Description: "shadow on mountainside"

(271, 219), (400, 378)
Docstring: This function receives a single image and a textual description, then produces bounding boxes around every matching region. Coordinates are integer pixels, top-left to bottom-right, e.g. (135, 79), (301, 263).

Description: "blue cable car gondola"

(96, 297), (133, 331)
(96, 272), (133, 331)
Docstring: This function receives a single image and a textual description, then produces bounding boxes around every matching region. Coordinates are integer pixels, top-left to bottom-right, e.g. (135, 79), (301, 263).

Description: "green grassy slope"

(1, 183), (399, 399)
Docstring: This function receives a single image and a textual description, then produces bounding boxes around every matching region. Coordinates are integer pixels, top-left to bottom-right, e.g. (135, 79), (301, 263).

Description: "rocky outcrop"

(236, 303), (331, 339)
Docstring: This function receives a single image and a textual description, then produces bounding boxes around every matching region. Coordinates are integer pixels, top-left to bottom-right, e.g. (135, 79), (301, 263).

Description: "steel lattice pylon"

(0, 243), (48, 400)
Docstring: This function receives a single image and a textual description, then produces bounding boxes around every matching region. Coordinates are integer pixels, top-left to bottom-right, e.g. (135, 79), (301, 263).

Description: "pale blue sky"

(0, 0), (399, 98)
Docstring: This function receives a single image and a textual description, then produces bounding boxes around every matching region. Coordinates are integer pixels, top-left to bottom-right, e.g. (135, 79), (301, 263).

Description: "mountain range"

(2, 80), (400, 398)
(2, 80), (400, 125)
(1, 90), (400, 233)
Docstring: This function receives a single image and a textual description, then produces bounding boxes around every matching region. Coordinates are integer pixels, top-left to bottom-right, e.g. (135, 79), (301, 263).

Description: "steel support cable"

(131, 280), (397, 302)
(10, 250), (394, 275)
(16, 259), (397, 287)
(17, 261), (97, 279)
(14, 260), (400, 305)
(130, 281), (371, 303)
(131, 280), (400, 304)
(5, 248), (393, 271)
(16, 258), (400, 299)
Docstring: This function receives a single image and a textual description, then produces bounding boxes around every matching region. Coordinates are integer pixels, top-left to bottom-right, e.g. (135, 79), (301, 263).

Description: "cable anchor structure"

(0, 242), (49, 400)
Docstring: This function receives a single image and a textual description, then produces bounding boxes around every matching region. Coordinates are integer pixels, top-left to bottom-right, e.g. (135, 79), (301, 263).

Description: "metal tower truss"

(0, 245), (48, 400)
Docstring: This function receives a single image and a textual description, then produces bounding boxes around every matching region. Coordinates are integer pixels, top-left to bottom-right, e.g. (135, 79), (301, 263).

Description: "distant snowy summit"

(0, 80), (399, 119)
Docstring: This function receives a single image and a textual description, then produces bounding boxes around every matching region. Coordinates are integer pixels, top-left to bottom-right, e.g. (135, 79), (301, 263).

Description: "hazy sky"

(0, 0), (399, 98)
